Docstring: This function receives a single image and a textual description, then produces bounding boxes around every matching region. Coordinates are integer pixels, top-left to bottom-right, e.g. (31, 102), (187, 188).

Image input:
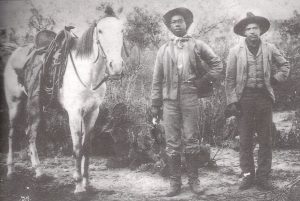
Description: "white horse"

(4, 7), (124, 193)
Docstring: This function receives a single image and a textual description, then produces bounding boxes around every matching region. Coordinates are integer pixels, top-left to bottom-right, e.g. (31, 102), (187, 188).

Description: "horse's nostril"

(109, 61), (113, 68)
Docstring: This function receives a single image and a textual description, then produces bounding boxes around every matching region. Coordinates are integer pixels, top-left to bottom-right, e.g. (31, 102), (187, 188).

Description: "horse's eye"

(98, 29), (102, 34)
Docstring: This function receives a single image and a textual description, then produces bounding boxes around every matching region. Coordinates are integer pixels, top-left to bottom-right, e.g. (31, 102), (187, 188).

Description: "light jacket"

(151, 38), (223, 107)
(225, 39), (290, 105)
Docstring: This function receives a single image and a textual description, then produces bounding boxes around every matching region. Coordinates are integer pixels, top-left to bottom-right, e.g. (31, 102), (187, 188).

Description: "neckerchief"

(171, 34), (191, 49)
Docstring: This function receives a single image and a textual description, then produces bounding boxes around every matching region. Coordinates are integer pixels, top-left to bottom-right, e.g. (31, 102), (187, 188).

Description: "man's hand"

(225, 103), (241, 118)
(151, 106), (162, 119)
(193, 78), (213, 94)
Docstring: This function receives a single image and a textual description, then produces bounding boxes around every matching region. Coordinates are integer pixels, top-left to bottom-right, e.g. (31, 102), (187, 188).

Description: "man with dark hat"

(225, 12), (290, 190)
(151, 7), (223, 196)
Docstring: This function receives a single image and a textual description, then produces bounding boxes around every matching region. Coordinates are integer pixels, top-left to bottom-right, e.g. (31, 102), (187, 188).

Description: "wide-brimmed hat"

(163, 7), (193, 30)
(234, 12), (270, 37)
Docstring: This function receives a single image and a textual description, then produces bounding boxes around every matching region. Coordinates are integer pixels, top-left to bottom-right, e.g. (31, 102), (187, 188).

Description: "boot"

(256, 177), (274, 191)
(185, 153), (204, 195)
(166, 154), (181, 197)
(239, 173), (254, 190)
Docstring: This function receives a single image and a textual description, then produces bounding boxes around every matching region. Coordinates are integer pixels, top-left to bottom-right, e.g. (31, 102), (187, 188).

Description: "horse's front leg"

(27, 98), (43, 178)
(69, 111), (85, 193)
(81, 106), (99, 190)
(81, 145), (90, 190)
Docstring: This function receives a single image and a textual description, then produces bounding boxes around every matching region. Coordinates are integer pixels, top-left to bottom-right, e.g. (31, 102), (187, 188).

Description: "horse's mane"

(75, 6), (117, 58)
(75, 25), (95, 58)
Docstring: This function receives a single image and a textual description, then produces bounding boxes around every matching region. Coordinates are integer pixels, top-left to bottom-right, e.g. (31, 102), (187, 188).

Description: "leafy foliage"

(28, 8), (55, 32)
(272, 11), (300, 110)
(125, 7), (162, 49)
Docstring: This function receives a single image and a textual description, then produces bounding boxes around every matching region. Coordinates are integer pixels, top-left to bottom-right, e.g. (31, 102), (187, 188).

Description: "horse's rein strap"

(69, 50), (108, 90)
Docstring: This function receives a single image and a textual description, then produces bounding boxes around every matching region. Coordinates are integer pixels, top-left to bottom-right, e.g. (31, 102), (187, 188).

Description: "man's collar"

(170, 34), (192, 42)
(171, 32), (191, 37)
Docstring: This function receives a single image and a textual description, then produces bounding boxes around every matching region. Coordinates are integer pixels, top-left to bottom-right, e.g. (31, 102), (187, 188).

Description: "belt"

(243, 87), (268, 95)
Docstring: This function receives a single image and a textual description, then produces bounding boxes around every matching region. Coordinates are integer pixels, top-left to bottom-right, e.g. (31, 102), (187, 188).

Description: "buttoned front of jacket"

(245, 45), (265, 88)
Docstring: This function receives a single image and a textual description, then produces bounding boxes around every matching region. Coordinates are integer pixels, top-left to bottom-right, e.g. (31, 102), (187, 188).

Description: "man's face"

(244, 23), (261, 41)
(170, 15), (187, 37)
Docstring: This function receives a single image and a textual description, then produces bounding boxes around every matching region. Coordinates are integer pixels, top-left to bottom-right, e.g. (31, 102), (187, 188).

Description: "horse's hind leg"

(6, 98), (23, 179)
(27, 97), (43, 178)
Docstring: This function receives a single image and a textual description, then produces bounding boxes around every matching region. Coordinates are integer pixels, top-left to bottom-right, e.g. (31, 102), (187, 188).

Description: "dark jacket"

(151, 38), (223, 107)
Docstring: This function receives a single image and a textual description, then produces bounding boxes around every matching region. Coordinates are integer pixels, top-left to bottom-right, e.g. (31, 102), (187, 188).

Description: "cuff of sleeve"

(151, 99), (163, 107)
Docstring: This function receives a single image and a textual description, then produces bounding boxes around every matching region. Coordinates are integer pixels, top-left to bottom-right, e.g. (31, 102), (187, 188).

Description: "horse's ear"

(104, 6), (116, 17)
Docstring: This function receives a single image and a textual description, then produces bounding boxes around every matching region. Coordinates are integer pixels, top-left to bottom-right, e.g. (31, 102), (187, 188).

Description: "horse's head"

(95, 8), (124, 79)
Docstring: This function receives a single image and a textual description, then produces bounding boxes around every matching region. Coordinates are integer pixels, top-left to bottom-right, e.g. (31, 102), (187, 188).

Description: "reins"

(69, 49), (109, 90)
(70, 22), (127, 91)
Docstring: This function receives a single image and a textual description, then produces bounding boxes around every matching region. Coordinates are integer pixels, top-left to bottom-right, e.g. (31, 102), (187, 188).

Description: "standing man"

(151, 7), (223, 196)
(225, 12), (290, 190)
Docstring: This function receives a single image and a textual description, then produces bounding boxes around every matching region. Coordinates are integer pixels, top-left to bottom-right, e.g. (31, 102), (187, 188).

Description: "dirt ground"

(0, 112), (298, 201)
(0, 146), (299, 201)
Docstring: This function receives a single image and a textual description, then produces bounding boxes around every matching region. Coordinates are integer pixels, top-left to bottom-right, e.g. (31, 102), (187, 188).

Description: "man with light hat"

(225, 12), (290, 190)
(151, 7), (223, 196)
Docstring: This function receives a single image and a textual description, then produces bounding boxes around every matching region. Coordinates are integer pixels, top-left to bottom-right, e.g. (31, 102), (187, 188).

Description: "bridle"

(69, 23), (124, 91)
(92, 27), (107, 63)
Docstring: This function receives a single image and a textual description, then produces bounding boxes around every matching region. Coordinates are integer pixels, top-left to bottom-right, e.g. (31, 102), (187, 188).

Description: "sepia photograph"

(0, 0), (299, 200)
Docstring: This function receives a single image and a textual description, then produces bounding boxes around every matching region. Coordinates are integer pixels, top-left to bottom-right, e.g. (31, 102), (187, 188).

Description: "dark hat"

(163, 7), (193, 30)
(234, 12), (270, 36)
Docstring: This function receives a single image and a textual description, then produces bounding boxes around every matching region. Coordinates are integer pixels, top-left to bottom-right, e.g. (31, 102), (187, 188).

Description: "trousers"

(238, 88), (273, 178)
(163, 86), (201, 157)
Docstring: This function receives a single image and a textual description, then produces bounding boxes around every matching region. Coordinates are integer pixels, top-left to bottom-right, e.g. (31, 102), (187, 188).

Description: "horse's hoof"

(35, 169), (44, 177)
(74, 191), (87, 200)
(74, 185), (87, 195)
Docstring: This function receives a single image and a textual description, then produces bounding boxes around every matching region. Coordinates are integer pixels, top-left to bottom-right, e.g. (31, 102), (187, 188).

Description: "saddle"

(18, 30), (56, 98)
(20, 27), (75, 108)
(41, 26), (75, 107)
